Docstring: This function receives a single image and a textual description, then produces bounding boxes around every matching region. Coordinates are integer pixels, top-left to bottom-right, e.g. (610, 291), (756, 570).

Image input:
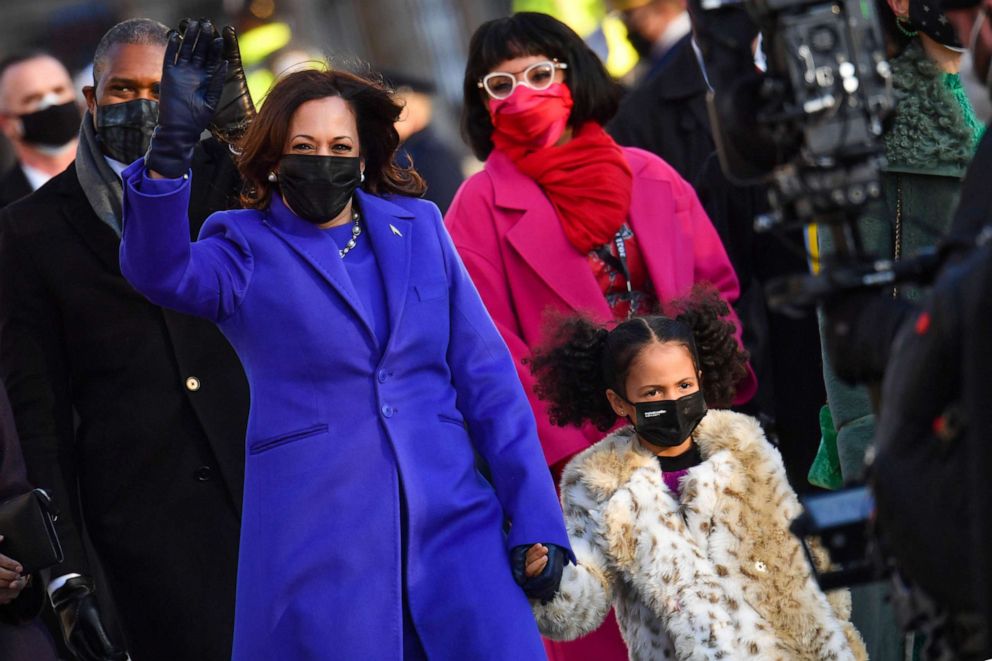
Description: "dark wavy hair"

(461, 12), (623, 161)
(874, 0), (913, 57)
(236, 68), (426, 208)
(528, 285), (749, 431)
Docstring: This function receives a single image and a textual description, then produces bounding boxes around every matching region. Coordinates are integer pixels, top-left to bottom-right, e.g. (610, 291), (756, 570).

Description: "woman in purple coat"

(117, 20), (571, 660)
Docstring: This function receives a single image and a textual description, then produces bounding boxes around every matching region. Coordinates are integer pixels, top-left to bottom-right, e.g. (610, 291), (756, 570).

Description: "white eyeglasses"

(477, 59), (569, 100)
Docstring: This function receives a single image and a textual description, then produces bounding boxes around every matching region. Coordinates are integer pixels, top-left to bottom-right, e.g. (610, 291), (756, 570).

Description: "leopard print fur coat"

(532, 409), (868, 661)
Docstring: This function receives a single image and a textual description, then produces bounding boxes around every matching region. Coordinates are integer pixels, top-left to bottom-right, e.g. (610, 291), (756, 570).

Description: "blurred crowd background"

(0, 0), (655, 183)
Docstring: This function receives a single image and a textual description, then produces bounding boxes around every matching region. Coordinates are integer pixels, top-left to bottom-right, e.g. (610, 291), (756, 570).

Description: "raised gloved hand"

(511, 543), (568, 604)
(209, 25), (256, 143)
(146, 18), (227, 179)
(51, 576), (127, 661)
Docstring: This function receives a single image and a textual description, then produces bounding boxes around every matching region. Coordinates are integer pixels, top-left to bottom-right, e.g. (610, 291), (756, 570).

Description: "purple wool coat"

(118, 161), (570, 660)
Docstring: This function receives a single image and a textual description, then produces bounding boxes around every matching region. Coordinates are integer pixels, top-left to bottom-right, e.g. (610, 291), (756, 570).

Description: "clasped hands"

(511, 543), (568, 604)
(0, 537), (29, 605)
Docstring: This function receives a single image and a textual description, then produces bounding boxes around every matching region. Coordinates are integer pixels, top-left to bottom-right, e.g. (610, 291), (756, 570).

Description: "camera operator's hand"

(51, 576), (127, 661)
(146, 18), (228, 179)
(823, 290), (915, 385)
(511, 543), (568, 604)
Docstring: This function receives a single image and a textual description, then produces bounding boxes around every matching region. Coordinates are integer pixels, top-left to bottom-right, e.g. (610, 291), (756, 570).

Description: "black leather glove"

(146, 18), (227, 179)
(209, 25), (256, 143)
(51, 576), (127, 661)
(510, 543), (568, 604)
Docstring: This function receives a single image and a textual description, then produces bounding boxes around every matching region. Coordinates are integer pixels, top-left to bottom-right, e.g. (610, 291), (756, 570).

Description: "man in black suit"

(0, 18), (251, 661)
(0, 52), (80, 208)
(606, 0), (712, 183)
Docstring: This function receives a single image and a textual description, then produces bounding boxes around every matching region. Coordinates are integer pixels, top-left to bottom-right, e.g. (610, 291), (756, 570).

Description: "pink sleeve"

(683, 181), (758, 404)
(446, 178), (596, 468)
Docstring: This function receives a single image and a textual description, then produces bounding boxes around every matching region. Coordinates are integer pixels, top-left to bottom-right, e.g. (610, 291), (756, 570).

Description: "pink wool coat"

(445, 146), (756, 469)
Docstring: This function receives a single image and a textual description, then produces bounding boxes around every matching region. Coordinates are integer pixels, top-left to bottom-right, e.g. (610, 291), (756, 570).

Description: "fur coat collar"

(534, 409), (868, 661)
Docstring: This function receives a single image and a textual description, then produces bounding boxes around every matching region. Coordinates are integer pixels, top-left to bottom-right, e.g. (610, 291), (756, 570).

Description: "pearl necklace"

(338, 209), (362, 258)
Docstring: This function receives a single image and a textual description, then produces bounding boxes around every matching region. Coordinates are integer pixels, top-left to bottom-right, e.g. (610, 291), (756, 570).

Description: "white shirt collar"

(19, 163), (52, 192)
(657, 12), (692, 57)
(103, 155), (129, 179)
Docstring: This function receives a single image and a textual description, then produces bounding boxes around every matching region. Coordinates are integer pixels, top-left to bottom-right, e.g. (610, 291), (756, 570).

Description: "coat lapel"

(488, 152), (610, 318)
(262, 195), (378, 346)
(357, 190), (412, 352)
(627, 157), (684, 304)
(57, 165), (124, 275)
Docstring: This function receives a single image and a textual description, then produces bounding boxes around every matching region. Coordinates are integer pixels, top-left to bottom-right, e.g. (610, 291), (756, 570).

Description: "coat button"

(381, 405), (394, 418)
(377, 369), (388, 383)
(185, 376), (201, 392)
(194, 466), (214, 481)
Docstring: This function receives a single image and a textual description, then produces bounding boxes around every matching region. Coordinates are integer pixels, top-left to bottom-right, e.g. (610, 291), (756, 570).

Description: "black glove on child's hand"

(511, 543), (568, 604)
(145, 18), (228, 179)
(209, 25), (256, 143)
(51, 576), (127, 661)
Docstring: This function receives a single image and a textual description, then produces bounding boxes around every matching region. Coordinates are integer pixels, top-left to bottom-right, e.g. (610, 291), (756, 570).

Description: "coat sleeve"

(429, 205), (572, 557)
(445, 177), (595, 468)
(0, 217), (90, 581)
(680, 177), (758, 404)
(532, 462), (616, 640)
(118, 161), (253, 323)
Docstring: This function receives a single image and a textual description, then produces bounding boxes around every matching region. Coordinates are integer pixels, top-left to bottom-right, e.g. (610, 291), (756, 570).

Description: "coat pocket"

(414, 282), (447, 302)
(249, 423), (328, 455)
(438, 413), (466, 429)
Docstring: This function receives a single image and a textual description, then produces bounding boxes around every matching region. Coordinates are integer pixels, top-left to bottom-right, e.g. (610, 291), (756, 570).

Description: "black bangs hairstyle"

(461, 12), (623, 161)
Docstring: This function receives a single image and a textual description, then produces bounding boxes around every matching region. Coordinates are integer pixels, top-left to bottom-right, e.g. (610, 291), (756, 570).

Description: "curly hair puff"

(669, 284), (749, 409)
(528, 315), (614, 431)
(529, 284), (749, 431)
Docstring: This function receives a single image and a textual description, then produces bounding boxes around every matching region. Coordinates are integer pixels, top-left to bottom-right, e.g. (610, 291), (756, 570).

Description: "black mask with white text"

(278, 155), (362, 224)
(94, 99), (159, 165)
(629, 391), (707, 448)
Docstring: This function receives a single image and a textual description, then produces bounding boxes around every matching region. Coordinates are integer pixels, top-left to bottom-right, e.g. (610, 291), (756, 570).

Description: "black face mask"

(624, 27), (656, 60)
(94, 99), (159, 165)
(629, 391), (707, 448)
(18, 100), (81, 149)
(907, 0), (964, 50)
(278, 155), (362, 224)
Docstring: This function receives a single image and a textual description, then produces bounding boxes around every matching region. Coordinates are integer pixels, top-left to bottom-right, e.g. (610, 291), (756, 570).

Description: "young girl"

(523, 287), (867, 661)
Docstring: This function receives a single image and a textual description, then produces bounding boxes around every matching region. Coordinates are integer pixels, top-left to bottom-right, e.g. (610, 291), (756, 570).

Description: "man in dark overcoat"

(0, 18), (251, 661)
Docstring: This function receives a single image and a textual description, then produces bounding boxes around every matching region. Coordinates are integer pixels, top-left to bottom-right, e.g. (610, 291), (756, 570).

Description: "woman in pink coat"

(445, 14), (755, 659)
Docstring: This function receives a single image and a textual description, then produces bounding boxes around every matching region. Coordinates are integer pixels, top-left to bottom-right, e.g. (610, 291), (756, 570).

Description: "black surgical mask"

(278, 155), (363, 224)
(18, 100), (81, 150)
(94, 99), (159, 165)
(629, 391), (707, 448)
(624, 27), (656, 59)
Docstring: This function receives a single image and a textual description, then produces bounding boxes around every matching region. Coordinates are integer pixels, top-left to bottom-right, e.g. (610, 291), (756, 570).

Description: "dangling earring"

(896, 15), (918, 37)
(267, 171), (278, 182)
(360, 170), (365, 183)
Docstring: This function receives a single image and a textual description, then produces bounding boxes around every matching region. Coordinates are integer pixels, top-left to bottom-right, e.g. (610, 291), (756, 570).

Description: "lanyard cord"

(614, 228), (634, 319)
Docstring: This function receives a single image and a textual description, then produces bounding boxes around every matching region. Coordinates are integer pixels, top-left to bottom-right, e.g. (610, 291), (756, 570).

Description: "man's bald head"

(0, 52), (73, 115)
(92, 18), (169, 87)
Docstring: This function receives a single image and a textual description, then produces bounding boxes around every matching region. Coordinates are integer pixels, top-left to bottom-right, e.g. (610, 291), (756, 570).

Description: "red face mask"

(489, 83), (575, 152)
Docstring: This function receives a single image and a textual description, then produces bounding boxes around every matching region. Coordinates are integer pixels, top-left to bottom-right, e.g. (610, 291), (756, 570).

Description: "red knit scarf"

(500, 122), (633, 254)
